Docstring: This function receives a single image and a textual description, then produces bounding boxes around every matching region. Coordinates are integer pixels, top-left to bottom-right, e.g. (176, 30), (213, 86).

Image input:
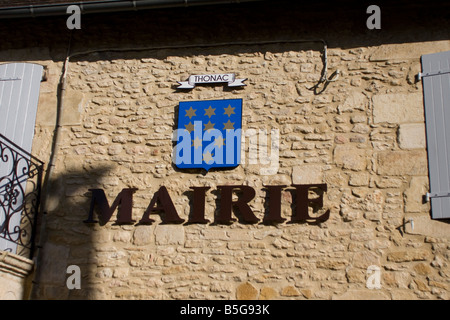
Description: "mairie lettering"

(84, 184), (330, 225)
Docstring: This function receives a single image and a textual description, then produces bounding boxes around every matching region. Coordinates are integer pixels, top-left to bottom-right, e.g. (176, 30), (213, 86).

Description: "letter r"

(216, 185), (258, 224)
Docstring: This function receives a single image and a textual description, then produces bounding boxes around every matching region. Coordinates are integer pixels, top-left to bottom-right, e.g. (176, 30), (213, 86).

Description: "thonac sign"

(177, 73), (247, 89)
(84, 184), (330, 225)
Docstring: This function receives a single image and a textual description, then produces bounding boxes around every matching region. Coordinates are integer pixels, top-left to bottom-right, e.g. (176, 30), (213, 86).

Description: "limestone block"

(338, 92), (368, 113)
(404, 214), (450, 239)
(348, 172), (369, 186)
(259, 287), (278, 300)
(375, 176), (404, 189)
(281, 285), (300, 297)
(108, 144), (123, 155)
(301, 289), (313, 299)
(404, 176), (429, 213)
(316, 259), (347, 270)
(91, 135), (110, 146)
(346, 268), (365, 283)
(113, 231), (132, 243)
(376, 150), (428, 176)
(292, 164), (324, 184)
(372, 93), (424, 124)
(236, 282), (258, 300)
(62, 90), (84, 126)
(398, 123), (426, 149)
(129, 252), (150, 267)
(133, 225), (154, 245)
(387, 250), (431, 262)
(154, 225), (185, 245)
(227, 229), (254, 241)
(413, 263), (433, 276)
(36, 92), (57, 125)
(413, 279), (431, 292)
(352, 251), (381, 269)
(36, 89), (84, 127)
(334, 145), (367, 171)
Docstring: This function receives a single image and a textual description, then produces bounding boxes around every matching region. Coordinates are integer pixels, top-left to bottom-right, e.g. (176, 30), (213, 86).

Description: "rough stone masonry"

(0, 2), (448, 300)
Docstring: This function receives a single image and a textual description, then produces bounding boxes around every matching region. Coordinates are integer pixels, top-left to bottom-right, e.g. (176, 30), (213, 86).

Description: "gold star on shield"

(192, 137), (202, 149)
(223, 120), (235, 130)
(214, 137), (225, 148)
(203, 121), (215, 131)
(184, 122), (195, 133)
(204, 106), (216, 118)
(203, 151), (214, 164)
(223, 105), (235, 117)
(185, 106), (197, 119)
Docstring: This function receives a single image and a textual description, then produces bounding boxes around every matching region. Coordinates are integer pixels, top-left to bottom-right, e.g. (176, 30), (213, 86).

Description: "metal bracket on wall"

(417, 69), (450, 81)
(0, 78), (21, 81)
(425, 191), (450, 202)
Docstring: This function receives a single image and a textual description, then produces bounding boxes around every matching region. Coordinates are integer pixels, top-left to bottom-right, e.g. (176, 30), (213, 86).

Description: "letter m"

(84, 188), (137, 225)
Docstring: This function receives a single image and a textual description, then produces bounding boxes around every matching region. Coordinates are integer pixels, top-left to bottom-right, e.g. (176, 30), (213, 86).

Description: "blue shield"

(174, 99), (242, 171)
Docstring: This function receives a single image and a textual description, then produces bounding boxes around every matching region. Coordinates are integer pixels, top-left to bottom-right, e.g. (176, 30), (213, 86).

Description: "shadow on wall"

(30, 164), (114, 300)
(0, 1), (449, 64)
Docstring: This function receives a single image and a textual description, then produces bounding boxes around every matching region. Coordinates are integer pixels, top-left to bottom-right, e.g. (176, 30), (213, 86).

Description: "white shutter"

(421, 50), (450, 219)
(0, 63), (43, 253)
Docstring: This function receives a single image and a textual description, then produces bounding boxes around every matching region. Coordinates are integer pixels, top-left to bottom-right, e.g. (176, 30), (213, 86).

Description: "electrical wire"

(63, 38), (339, 95)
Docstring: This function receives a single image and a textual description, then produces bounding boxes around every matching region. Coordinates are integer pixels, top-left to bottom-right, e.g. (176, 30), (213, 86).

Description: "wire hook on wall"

(397, 218), (414, 236)
(307, 44), (340, 95)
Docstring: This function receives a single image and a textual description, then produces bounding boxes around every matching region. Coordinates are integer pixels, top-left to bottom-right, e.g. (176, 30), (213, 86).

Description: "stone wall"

(28, 41), (449, 300)
(0, 2), (449, 300)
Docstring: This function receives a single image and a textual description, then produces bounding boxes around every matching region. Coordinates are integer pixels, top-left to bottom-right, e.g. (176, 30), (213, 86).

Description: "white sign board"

(177, 73), (246, 89)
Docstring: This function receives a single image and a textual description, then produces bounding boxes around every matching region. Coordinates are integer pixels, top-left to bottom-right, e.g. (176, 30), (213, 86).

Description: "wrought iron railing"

(0, 133), (43, 259)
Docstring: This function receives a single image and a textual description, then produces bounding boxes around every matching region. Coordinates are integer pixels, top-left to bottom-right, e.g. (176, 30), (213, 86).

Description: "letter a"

(366, 265), (381, 289)
(66, 265), (81, 290)
(366, 5), (381, 30)
(66, 5), (81, 30)
(139, 186), (184, 224)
